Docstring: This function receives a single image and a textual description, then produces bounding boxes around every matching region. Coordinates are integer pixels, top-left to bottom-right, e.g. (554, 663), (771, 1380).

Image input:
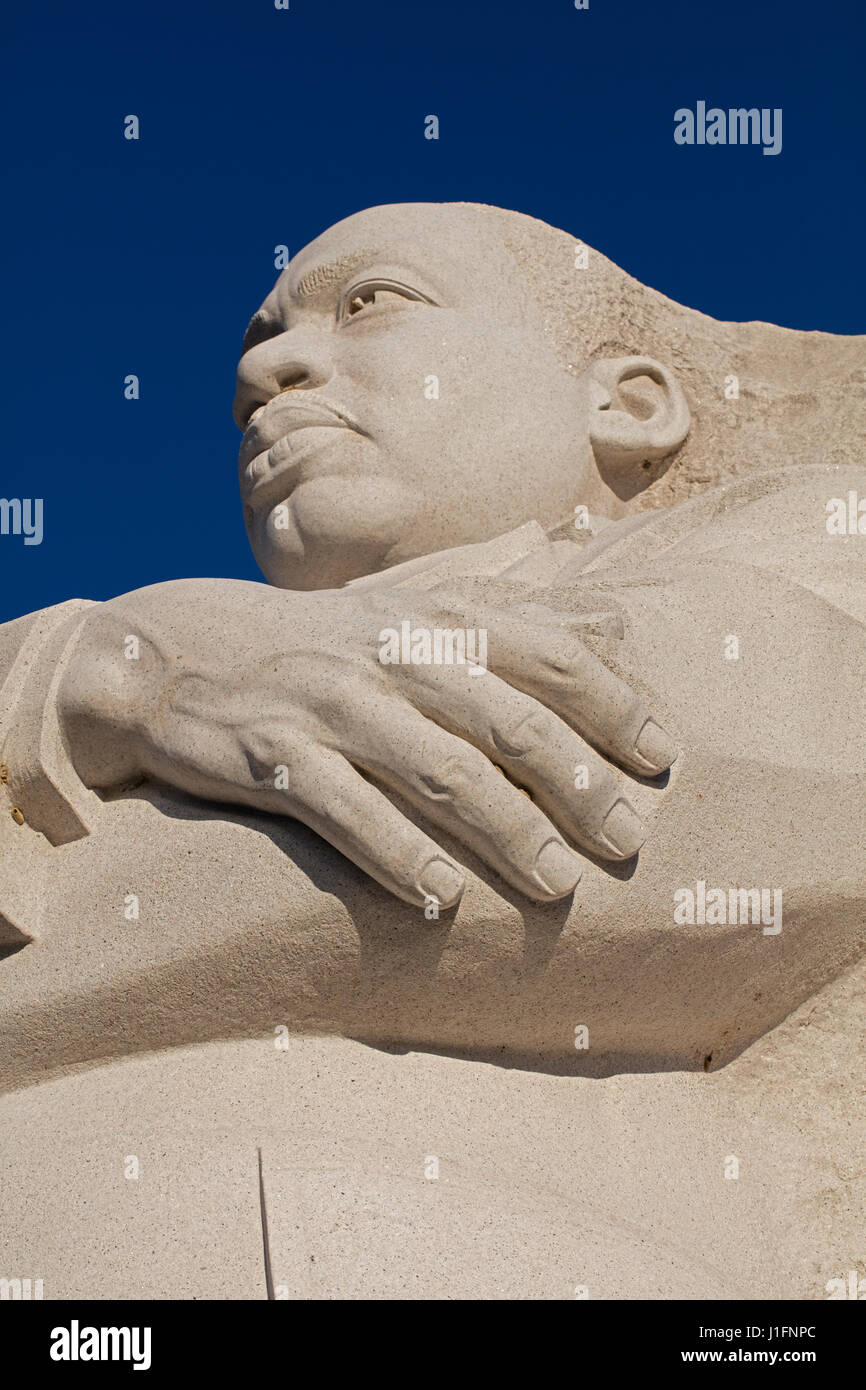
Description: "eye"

(337, 279), (434, 326)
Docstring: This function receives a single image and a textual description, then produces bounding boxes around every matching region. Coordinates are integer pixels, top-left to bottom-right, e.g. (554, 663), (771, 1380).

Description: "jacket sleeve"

(0, 600), (103, 944)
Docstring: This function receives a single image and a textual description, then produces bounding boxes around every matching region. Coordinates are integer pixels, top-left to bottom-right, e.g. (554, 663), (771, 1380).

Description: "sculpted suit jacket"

(0, 464), (864, 1301)
(1, 463), (864, 1078)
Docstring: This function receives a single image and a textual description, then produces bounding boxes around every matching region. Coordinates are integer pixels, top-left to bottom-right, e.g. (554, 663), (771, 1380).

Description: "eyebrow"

(242, 245), (435, 353)
(295, 248), (383, 300)
(239, 251), (377, 353)
(240, 250), (380, 354)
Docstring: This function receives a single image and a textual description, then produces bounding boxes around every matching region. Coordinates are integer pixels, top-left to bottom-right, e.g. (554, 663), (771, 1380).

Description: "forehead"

(255, 204), (530, 323)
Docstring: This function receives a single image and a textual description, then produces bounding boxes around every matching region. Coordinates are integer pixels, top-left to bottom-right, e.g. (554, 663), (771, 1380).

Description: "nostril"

(275, 369), (308, 395)
(238, 370), (310, 430)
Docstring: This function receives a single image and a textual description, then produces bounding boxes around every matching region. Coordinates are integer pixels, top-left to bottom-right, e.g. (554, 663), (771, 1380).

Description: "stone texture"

(0, 204), (863, 1300)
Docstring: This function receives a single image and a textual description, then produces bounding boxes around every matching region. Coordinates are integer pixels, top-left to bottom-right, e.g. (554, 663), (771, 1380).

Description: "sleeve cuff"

(0, 600), (102, 943)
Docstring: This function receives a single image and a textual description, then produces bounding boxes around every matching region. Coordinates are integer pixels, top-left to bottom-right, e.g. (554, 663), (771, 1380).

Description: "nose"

(233, 330), (333, 431)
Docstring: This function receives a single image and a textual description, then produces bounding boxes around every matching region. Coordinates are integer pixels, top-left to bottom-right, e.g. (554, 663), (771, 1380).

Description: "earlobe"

(587, 356), (691, 476)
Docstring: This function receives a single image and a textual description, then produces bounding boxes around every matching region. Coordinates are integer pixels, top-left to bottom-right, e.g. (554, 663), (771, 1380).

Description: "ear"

(586, 356), (690, 482)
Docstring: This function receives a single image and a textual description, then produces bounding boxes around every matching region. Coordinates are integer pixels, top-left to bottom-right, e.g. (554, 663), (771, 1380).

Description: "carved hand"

(58, 577), (677, 907)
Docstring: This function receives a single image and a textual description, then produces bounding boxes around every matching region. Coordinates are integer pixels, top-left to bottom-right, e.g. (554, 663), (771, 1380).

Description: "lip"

(239, 396), (365, 504)
(242, 426), (357, 506)
(240, 396), (360, 467)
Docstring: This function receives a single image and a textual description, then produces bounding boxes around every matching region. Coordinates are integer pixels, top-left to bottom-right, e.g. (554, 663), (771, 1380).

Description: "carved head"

(233, 203), (693, 589)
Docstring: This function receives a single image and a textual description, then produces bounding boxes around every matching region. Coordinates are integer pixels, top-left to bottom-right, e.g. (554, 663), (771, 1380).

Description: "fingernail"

(418, 858), (465, 909)
(533, 839), (582, 897)
(634, 719), (678, 770)
(601, 799), (645, 857)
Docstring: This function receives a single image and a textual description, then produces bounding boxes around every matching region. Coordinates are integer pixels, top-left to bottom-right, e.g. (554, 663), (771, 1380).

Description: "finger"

(403, 662), (646, 861)
(206, 730), (469, 912)
(403, 585), (678, 776)
(494, 617), (677, 777)
(349, 701), (584, 901)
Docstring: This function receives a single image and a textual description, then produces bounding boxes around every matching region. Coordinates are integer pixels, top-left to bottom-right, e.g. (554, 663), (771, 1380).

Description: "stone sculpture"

(1, 203), (863, 1299)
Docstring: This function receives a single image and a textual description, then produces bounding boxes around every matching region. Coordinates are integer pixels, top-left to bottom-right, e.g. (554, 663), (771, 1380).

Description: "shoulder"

(572, 464), (866, 576)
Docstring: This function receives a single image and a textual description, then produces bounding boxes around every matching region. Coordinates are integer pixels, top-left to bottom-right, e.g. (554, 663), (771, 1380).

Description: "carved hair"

(458, 202), (866, 509)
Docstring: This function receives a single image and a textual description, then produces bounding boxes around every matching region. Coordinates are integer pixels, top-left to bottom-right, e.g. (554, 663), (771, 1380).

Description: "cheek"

(343, 313), (499, 423)
(337, 313), (577, 487)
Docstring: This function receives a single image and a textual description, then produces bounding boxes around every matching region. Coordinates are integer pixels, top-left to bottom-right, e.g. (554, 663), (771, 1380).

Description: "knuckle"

(244, 727), (311, 784)
(493, 702), (557, 757)
(417, 753), (479, 803)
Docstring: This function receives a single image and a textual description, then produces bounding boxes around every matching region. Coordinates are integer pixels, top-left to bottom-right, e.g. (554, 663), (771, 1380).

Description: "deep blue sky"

(2, 0), (863, 622)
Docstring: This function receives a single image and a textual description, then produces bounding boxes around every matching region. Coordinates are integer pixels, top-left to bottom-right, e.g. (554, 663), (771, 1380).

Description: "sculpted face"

(233, 204), (595, 589)
(234, 203), (691, 589)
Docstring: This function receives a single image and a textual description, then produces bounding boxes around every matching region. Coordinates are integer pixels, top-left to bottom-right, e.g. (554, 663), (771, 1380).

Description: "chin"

(251, 474), (418, 590)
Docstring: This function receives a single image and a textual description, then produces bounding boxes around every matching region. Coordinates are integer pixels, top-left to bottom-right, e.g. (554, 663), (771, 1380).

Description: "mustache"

(239, 396), (367, 468)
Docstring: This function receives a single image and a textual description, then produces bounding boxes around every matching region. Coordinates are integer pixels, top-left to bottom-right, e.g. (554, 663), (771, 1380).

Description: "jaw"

(250, 473), (430, 590)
